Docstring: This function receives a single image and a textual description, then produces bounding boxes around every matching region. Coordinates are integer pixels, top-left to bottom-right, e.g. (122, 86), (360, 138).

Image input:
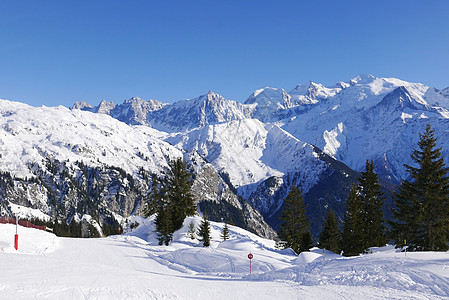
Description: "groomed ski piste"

(1, 216), (449, 299)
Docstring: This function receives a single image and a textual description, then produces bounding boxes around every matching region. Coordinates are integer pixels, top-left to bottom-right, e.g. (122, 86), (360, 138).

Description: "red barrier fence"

(0, 217), (51, 232)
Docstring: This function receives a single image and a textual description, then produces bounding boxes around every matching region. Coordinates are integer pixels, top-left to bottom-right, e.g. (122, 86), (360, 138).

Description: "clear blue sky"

(1, 1), (448, 107)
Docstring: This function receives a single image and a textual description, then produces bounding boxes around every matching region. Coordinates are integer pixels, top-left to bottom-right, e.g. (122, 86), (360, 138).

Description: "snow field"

(2, 217), (449, 299)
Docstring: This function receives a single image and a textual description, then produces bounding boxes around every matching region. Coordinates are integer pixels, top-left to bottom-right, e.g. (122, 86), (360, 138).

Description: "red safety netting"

(0, 217), (50, 232)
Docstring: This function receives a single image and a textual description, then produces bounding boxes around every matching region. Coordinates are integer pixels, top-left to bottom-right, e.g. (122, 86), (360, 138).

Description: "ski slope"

(1, 218), (449, 299)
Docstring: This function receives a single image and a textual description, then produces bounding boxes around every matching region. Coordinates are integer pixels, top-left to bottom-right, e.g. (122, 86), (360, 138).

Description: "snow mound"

(293, 250), (322, 265)
(0, 224), (59, 254)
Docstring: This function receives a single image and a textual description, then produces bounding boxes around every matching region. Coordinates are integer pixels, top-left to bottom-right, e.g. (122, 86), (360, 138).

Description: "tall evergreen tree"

(358, 160), (387, 247)
(390, 125), (449, 251)
(198, 214), (211, 247)
(318, 208), (341, 253)
(164, 158), (197, 231)
(279, 185), (312, 254)
(341, 184), (366, 256)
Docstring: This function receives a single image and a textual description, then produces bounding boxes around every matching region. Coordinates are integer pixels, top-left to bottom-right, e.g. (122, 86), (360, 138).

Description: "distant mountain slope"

(0, 99), (275, 238)
(80, 75), (449, 184)
(280, 76), (449, 182)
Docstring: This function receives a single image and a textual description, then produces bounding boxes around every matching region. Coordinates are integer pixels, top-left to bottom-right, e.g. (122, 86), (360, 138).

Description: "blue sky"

(1, 1), (448, 107)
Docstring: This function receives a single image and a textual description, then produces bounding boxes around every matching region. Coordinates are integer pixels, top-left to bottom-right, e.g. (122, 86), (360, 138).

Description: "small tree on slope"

(390, 124), (449, 251)
(220, 223), (230, 241)
(198, 214), (211, 247)
(279, 185), (313, 254)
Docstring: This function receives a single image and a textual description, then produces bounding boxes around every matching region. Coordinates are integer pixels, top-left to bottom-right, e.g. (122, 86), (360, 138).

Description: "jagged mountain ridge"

(0, 100), (275, 238)
(80, 74), (449, 184)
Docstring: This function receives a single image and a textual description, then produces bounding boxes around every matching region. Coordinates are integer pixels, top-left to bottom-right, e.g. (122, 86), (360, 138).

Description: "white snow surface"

(1, 218), (449, 299)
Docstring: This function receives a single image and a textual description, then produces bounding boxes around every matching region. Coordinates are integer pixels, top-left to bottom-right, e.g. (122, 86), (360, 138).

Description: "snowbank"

(0, 223), (59, 254)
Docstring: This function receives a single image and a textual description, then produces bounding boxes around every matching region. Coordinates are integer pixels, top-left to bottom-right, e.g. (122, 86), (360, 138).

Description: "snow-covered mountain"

(68, 74), (449, 236)
(92, 74), (449, 184)
(147, 91), (252, 132)
(0, 99), (275, 238)
(165, 118), (363, 236)
(280, 75), (449, 182)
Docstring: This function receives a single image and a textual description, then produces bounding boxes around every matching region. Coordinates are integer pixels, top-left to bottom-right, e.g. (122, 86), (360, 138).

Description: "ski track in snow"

(1, 219), (449, 299)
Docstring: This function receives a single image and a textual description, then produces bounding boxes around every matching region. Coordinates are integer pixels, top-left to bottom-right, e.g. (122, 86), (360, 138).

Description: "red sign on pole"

(15, 214), (18, 251)
(248, 252), (253, 274)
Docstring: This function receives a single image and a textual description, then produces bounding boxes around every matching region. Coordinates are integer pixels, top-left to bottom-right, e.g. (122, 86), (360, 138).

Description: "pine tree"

(187, 221), (196, 240)
(164, 158), (197, 231)
(197, 214), (211, 247)
(279, 185), (312, 254)
(220, 223), (230, 241)
(300, 231), (314, 252)
(390, 125), (449, 251)
(155, 205), (173, 245)
(144, 175), (163, 217)
(341, 184), (366, 256)
(318, 208), (341, 253)
(358, 160), (386, 247)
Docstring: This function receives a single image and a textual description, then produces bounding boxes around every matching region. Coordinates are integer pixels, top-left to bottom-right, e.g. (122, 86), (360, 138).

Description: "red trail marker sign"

(248, 252), (253, 274)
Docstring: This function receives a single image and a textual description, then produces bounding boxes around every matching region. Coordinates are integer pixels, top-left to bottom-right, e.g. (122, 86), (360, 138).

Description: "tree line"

(279, 124), (449, 255)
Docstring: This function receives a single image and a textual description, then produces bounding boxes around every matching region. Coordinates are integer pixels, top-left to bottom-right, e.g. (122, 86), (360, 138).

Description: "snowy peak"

(376, 86), (427, 111)
(108, 97), (166, 126)
(349, 74), (377, 85)
(289, 81), (341, 107)
(148, 92), (251, 132)
(245, 87), (292, 109)
(71, 101), (92, 110)
(93, 99), (115, 114)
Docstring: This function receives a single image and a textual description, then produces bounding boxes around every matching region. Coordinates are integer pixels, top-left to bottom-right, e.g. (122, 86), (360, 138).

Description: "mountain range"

(1, 74), (448, 238)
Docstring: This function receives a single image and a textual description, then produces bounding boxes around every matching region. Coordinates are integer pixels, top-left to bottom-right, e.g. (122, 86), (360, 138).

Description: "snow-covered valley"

(1, 218), (449, 299)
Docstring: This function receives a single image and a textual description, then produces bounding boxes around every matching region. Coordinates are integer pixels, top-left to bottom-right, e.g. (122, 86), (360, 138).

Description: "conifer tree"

(144, 175), (163, 217)
(358, 160), (387, 247)
(300, 231), (314, 252)
(318, 209), (341, 253)
(279, 185), (312, 254)
(155, 205), (173, 245)
(390, 125), (449, 251)
(187, 221), (196, 240)
(341, 184), (366, 256)
(220, 223), (230, 241)
(164, 158), (197, 231)
(198, 214), (211, 247)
